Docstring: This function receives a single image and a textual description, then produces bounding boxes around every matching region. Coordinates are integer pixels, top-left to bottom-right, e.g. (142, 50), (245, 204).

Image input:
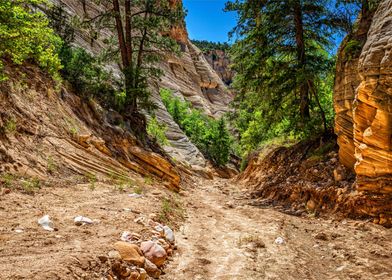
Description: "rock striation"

(51, 0), (233, 168)
(354, 0), (392, 195)
(334, 0), (392, 225)
(334, 5), (374, 170)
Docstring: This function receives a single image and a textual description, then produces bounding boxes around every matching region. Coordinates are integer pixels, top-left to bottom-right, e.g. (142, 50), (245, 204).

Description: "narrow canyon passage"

(163, 179), (392, 280)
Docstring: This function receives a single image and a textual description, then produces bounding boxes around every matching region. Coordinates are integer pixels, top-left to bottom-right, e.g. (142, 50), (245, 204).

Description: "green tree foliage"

(225, 0), (351, 153)
(147, 116), (169, 146)
(80, 0), (184, 117)
(59, 45), (121, 107)
(191, 40), (230, 52)
(161, 89), (232, 166)
(0, 0), (62, 80)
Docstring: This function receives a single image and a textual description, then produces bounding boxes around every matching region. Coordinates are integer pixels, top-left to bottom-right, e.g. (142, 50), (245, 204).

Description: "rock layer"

(334, 6), (374, 169)
(334, 0), (392, 224)
(355, 0), (392, 194)
(51, 0), (233, 167)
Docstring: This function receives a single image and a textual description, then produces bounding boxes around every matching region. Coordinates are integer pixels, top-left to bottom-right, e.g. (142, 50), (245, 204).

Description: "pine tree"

(225, 0), (351, 145)
(79, 0), (184, 118)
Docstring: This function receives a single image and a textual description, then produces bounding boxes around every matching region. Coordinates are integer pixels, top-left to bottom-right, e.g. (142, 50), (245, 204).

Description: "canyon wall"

(355, 0), (392, 193)
(203, 49), (234, 86)
(334, 0), (392, 223)
(52, 0), (233, 167)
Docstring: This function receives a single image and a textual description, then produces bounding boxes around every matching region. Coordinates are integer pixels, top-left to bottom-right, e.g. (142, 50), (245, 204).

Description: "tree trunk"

(112, 0), (129, 69)
(293, 1), (310, 120)
(124, 0), (133, 66)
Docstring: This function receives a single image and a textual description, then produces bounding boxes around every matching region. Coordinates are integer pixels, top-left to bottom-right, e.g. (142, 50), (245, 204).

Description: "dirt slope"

(164, 179), (392, 280)
(0, 65), (180, 190)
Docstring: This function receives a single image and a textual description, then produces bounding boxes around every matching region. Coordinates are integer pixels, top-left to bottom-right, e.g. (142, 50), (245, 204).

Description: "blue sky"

(183, 0), (237, 43)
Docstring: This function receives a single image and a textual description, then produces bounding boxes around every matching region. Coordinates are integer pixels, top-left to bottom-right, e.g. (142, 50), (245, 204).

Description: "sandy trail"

(163, 179), (392, 280)
(0, 178), (391, 279)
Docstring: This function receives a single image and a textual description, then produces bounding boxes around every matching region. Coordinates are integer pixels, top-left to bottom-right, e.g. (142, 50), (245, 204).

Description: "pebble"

(121, 231), (141, 242)
(275, 237), (285, 245)
(128, 193), (143, 198)
(336, 265), (346, 272)
(108, 250), (122, 260)
(38, 215), (54, 231)
(74, 216), (93, 226)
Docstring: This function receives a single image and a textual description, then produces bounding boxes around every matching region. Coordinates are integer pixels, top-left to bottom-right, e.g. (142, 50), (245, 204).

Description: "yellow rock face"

(334, 1), (392, 224)
(354, 0), (392, 194)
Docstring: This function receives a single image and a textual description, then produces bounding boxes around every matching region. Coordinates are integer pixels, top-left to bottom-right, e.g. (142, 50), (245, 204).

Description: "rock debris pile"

(101, 218), (176, 279)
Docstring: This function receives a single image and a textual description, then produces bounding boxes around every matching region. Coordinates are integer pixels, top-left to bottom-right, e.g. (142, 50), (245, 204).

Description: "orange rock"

(113, 241), (145, 266)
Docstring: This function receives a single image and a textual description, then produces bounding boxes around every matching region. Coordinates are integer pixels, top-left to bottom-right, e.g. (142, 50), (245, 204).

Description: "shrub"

(59, 45), (119, 107)
(147, 116), (169, 146)
(160, 89), (232, 166)
(0, 0), (62, 81)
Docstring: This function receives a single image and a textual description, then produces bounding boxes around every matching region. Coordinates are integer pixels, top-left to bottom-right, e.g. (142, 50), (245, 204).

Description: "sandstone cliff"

(334, 3), (375, 170)
(51, 0), (233, 168)
(203, 49), (234, 86)
(334, 0), (392, 225)
(0, 64), (180, 190)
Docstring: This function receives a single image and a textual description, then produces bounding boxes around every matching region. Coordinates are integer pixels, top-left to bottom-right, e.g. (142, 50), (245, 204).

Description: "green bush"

(147, 116), (169, 146)
(161, 89), (232, 166)
(59, 45), (119, 105)
(0, 0), (62, 81)
(191, 40), (230, 52)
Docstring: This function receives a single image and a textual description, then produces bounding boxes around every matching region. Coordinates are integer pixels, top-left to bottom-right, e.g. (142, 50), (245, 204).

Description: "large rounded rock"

(113, 241), (145, 266)
(140, 241), (167, 267)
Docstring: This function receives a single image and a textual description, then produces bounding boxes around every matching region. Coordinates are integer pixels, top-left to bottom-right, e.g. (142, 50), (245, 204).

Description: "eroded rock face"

(51, 0), (233, 167)
(334, 0), (392, 225)
(203, 49), (234, 86)
(355, 0), (392, 194)
(334, 7), (374, 170)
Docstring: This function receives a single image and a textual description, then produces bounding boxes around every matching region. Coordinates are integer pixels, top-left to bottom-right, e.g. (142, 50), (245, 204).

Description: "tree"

(0, 0), (62, 81)
(80, 0), (184, 119)
(225, 0), (350, 147)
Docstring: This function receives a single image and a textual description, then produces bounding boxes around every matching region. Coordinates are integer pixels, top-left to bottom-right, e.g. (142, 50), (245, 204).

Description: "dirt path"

(163, 179), (392, 280)
(0, 177), (391, 279)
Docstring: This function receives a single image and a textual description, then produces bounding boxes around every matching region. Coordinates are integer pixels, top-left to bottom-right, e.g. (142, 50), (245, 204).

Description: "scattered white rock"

(275, 237), (285, 245)
(15, 229), (24, 233)
(154, 225), (164, 232)
(74, 216), (93, 226)
(128, 193), (143, 198)
(38, 215), (54, 231)
(121, 231), (141, 242)
(336, 265), (346, 272)
(163, 225), (175, 244)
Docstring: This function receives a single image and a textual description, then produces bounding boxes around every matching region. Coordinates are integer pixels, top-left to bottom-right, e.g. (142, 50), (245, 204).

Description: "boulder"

(140, 241), (167, 267)
(113, 241), (145, 266)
